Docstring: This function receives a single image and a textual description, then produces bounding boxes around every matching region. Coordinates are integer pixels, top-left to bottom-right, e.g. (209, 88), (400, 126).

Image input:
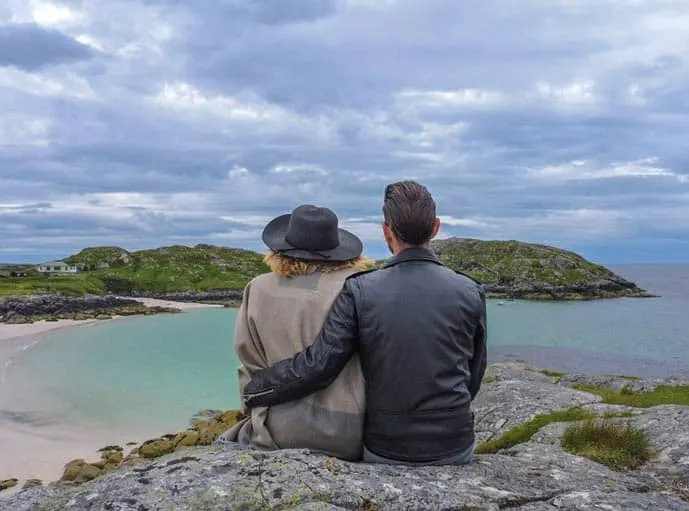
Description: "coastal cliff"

(1, 240), (652, 302)
(3, 363), (688, 510)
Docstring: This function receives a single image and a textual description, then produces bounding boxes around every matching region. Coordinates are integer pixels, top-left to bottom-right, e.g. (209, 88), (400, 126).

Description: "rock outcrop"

(0, 295), (179, 323)
(2, 364), (688, 510)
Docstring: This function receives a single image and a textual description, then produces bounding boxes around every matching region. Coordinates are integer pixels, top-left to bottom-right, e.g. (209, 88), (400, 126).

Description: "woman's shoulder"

(245, 272), (280, 291)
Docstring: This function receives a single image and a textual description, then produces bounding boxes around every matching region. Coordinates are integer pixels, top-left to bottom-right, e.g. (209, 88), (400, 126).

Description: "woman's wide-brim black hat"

(262, 204), (363, 262)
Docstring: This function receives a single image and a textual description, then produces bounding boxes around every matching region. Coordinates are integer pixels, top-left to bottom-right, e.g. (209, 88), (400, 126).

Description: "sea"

(1, 264), (688, 439)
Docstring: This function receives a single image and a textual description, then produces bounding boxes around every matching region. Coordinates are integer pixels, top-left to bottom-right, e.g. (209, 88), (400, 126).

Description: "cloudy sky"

(1, 0), (688, 263)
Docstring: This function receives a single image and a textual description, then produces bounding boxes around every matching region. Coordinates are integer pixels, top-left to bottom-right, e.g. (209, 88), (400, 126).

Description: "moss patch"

(561, 420), (652, 471)
(538, 369), (566, 379)
(574, 384), (689, 407)
(482, 376), (498, 384)
(476, 407), (596, 454)
(0, 478), (18, 492)
(602, 411), (637, 419)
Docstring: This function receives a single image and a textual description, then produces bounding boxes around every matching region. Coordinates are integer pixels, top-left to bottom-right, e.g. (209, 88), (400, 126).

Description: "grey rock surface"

(560, 373), (689, 392)
(629, 405), (689, 498)
(3, 363), (689, 510)
(3, 444), (688, 511)
(474, 364), (600, 443)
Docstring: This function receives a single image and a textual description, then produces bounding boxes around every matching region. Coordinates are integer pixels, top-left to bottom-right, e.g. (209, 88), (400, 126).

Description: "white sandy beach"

(0, 298), (223, 495)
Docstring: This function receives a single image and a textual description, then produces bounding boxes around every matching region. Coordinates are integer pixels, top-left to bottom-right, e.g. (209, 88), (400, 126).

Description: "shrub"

(574, 384), (689, 407)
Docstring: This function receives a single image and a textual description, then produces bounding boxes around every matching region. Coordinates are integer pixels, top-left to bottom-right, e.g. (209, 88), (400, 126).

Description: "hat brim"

(262, 214), (363, 262)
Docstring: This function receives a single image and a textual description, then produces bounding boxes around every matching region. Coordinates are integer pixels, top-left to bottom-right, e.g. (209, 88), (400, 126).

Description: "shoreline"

(0, 298), (223, 494)
(0, 297), (222, 341)
(0, 298), (223, 379)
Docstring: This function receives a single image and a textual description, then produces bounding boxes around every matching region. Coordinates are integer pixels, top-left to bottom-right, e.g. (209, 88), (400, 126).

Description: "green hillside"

(429, 238), (650, 299)
(63, 244), (268, 294)
(0, 239), (651, 300)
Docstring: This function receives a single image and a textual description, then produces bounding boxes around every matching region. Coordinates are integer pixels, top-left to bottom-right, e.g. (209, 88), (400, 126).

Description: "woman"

(219, 204), (371, 460)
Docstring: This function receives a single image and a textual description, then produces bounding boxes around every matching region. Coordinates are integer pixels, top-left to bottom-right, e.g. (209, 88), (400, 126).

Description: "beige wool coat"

(220, 269), (366, 460)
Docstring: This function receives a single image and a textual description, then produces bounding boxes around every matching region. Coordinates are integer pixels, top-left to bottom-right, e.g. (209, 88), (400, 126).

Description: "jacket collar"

(382, 246), (444, 269)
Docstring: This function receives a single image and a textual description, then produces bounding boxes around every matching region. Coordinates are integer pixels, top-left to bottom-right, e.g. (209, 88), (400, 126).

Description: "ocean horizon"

(1, 263), (688, 442)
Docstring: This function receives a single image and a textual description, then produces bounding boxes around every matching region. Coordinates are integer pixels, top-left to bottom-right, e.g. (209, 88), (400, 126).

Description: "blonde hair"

(264, 250), (376, 278)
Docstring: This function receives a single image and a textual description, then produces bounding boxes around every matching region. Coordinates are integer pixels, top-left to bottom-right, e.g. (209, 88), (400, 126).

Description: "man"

(243, 180), (487, 465)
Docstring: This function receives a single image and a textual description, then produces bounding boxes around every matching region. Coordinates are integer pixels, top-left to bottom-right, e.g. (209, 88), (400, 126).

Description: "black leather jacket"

(243, 247), (487, 463)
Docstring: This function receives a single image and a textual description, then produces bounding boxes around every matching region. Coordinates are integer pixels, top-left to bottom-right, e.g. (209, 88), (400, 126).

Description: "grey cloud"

(2, 0), (689, 262)
(177, 0), (614, 112)
(225, 0), (341, 25)
(0, 23), (93, 70)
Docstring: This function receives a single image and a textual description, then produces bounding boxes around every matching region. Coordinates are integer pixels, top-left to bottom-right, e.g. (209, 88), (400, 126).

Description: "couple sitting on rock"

(220, 180), (487, 465)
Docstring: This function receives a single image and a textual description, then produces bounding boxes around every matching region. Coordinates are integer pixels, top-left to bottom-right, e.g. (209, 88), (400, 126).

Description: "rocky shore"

(0, 295), (181, 324)
(123, 290), (244, 307)
(481, 279), (655, 300)
(3, 363), (688, 510)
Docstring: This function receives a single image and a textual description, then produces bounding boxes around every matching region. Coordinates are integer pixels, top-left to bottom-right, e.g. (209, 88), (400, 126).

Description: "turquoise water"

(2, 264), (688, 435)
(1, 309), (241, 435)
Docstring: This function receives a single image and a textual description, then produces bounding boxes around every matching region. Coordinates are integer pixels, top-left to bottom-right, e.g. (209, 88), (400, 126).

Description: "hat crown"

(285, 205), (340, 251)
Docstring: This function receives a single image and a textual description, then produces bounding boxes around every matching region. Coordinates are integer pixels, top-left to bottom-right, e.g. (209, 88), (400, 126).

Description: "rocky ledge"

(0, 295), (180, 323)
(2, 363), (688, 510)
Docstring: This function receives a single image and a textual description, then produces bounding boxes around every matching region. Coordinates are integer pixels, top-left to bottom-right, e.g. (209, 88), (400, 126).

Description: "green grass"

(483, 376), (498, 384)
(4, 239), (645, 299)
(476, 407), (596, 454)
(1, 244), (270, 298)
(431, 238), (630, 288)
(0, 275), (105, 297)
(82, 244), (269, 294)
(538, 369), (566, 378)
(602, 411), (638, 419)
(1, 239), (646, 299)
(561, 420), (652, 471)
(574, 384), (689, 407)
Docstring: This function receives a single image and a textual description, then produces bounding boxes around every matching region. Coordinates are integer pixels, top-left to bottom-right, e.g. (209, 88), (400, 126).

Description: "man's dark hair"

(382, 180), (437, 246)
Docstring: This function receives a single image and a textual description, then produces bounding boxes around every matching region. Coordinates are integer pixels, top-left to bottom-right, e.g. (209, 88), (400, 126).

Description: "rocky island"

(431, 238), (652, 300)
(0, 239), (652, 307)
(2, 363), (688, 510)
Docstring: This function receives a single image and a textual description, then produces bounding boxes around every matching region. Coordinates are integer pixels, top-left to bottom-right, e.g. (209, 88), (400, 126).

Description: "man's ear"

(430, 217), (441, 239)
(382, 222), (394, 244)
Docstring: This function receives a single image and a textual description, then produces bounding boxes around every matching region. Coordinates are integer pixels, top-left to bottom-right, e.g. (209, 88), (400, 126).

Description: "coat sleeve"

(233, 281), (267, 414)
(242, 282), (359, 408)
(468, 285), (488, 400)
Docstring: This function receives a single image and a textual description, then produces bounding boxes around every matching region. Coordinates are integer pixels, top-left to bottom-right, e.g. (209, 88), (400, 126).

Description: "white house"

(36, 261), (79, 274)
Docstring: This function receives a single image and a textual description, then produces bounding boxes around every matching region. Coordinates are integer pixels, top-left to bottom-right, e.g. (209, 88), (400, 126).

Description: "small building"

(10, 270), (29, 277)
(36, 261), (79, 274)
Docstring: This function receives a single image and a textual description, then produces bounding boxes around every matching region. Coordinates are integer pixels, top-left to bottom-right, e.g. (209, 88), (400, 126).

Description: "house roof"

(38, 261), (73, 266)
